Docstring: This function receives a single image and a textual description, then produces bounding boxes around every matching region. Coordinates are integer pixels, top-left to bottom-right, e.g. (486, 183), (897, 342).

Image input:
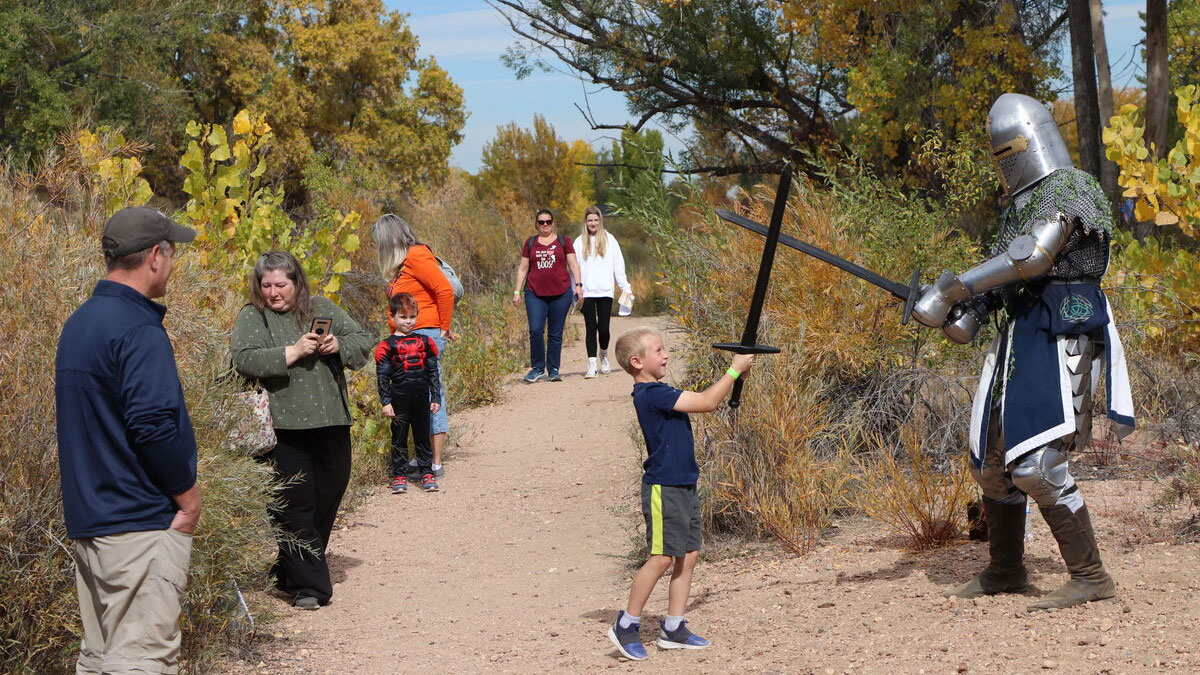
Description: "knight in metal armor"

(912, 93), (1135, 611)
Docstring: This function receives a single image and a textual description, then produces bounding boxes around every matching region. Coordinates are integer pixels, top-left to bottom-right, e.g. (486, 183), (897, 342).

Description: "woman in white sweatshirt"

(576, 205), (634, 378)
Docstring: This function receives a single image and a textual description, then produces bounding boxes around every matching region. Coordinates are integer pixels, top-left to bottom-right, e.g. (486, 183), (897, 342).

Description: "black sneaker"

(607, 611), (647, 660)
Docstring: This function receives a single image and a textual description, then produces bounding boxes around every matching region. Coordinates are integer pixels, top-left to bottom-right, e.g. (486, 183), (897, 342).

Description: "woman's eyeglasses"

(536, 219), (553, 225)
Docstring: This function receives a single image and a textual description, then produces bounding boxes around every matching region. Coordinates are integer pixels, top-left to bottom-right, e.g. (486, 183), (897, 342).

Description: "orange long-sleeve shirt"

(386, 245), (454, 332)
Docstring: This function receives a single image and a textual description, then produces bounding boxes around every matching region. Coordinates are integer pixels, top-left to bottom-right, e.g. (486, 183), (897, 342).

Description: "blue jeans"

(524, 290), (571, 373)
(413, 328), (449, 434)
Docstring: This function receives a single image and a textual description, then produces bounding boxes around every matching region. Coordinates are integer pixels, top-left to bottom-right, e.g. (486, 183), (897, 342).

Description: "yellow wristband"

(726, 367), (740, 379)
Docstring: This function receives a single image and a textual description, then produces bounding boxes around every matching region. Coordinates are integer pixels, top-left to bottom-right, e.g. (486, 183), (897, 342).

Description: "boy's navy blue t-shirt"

(632, 381), (698, 486)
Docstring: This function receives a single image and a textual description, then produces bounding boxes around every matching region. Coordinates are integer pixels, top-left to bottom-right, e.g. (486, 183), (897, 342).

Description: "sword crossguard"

(713, 342), (782, 355)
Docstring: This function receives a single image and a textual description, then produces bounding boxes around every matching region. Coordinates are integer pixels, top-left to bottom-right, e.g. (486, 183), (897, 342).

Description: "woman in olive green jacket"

(231, 251), (374, 610)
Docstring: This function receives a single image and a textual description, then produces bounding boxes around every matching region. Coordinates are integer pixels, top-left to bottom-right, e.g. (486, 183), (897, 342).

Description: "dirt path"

(232, 314), (1200, 675)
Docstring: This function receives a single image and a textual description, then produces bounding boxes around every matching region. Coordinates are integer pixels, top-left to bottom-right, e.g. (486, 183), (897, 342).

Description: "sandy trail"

(232, 313), (1200, 675)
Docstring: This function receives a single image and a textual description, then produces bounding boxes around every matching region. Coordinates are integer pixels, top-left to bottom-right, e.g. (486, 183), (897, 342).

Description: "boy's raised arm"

(673, 354), (754, 413)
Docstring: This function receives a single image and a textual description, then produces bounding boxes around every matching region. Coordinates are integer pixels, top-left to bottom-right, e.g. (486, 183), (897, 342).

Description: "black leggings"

(389, 391), (432, 477)
(580, 297), (614, 358)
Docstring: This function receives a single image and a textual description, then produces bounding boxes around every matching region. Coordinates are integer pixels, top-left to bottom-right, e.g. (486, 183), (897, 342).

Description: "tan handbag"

(229, 307), (276, 456)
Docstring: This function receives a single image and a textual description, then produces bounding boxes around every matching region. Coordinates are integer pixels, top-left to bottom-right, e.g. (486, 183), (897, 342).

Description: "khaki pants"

(72, 529), (192, 675)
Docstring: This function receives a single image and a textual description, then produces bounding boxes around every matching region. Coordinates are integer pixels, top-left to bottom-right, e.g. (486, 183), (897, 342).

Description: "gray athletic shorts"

(641, 483), (701, 557)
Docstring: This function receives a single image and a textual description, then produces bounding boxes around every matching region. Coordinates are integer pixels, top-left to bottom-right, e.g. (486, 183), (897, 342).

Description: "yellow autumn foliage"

(1104, 85), (1200, 237)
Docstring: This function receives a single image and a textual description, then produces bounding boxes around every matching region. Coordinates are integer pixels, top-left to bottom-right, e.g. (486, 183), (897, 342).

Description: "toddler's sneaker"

(656, 619), (709, 650)
(600, 355), (611, 374)
(421, 474), (439, 492)
(390, 476), (407, 494)
(523, 369), (546, 383)
(608, 611), (647, 660)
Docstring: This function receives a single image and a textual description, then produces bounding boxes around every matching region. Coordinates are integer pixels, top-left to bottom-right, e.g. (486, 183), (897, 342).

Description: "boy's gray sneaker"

(656, 620), (709, 649)
(608, 611), (647, 660)
(523, 369), (546, 383)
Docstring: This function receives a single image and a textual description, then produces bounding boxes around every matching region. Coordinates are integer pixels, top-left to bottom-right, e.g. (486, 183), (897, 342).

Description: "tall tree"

(1167, 0), (1200, 141)
(475, 115), (596, 220)
(0, 0), (466, 201)
(1090, 0), (1120, 201)
(0, 0), (228, 180)
(493, 0), (1064, 180)
(1145, 0), (1170, 159)
(1068, 0), (1103, 178)
(608, 127), (665, 213)
(215, 0), (466, 196)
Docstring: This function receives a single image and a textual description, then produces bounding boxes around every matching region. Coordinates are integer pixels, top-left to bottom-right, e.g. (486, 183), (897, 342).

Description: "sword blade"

(739, 164), (792, 346)
(716, 208), (911, 301)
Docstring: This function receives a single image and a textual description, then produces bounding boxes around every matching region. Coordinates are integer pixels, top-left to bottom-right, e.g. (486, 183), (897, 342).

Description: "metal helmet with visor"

(988, 93), (1074, 197)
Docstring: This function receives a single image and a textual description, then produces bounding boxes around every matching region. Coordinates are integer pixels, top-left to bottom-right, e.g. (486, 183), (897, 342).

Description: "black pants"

(389, 392), (433, 477)
(267, 425), (352, 604)
(580, 297), (614, 358)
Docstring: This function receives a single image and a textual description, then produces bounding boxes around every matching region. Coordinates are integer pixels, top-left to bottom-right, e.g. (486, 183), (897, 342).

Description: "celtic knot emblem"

(1059, 293), (1094, 324)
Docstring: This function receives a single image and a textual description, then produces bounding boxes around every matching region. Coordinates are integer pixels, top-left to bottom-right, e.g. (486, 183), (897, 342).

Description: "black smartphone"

(310, 317), (333, 336)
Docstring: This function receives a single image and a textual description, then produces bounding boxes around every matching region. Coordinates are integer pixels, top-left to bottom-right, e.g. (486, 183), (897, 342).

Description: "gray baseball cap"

(102, 207), (196, 257)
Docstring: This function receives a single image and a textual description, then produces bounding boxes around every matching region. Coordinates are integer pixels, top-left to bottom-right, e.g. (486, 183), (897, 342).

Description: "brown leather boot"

(1027, 504), (1116, 611)
(945, 499), (1029, 598)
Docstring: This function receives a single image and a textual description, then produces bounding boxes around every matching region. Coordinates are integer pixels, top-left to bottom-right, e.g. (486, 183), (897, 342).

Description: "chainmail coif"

(991, 168), (1114, 280)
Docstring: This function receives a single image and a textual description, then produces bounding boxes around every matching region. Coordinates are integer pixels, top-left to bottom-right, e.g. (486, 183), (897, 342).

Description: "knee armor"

(1011, 446), (1078, 508)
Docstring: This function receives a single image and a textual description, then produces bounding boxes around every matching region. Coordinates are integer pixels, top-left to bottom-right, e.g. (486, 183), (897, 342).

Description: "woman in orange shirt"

(372, 214), (455, 478)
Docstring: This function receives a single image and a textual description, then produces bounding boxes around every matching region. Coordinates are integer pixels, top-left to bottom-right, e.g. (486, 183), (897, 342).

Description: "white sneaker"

(585, 358), (597, 379)
(600, 356), (611, 374)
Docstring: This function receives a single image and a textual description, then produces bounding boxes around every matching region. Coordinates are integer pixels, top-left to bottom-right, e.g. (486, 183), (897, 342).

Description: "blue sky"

(386, 0), (1150, 173)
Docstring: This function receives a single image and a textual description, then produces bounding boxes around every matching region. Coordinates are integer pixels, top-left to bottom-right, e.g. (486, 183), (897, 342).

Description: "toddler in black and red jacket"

(375, 292), (442, 494)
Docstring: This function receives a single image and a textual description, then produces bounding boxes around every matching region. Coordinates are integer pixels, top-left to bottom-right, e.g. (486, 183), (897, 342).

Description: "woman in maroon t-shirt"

(511, 209), (582, 383)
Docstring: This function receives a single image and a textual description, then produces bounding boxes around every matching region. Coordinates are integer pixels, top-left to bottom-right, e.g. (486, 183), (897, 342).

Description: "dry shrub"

(622, 162), (983, 554)
(0, 144), (278, 672)
(698, 356), (854, 555)
(852, 425), (977, 550)
(401, 169), (522, 294)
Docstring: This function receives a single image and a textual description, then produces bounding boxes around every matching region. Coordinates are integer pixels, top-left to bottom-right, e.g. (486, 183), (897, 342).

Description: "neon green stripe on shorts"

(650, 484), (664, 555)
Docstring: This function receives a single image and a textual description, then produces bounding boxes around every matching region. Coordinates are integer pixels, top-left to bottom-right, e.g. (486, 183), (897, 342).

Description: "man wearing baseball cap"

(56, 206), (200, 674)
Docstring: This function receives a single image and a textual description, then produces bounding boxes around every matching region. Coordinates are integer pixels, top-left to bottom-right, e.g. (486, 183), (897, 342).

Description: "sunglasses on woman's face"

(537, 219), (553, 225)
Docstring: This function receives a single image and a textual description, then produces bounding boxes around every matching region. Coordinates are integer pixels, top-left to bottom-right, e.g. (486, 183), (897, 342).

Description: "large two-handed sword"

(712, 165), (792, 409)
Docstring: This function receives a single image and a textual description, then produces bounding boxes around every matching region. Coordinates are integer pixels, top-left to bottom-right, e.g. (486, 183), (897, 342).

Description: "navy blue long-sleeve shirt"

(55, 280), (197, 539)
